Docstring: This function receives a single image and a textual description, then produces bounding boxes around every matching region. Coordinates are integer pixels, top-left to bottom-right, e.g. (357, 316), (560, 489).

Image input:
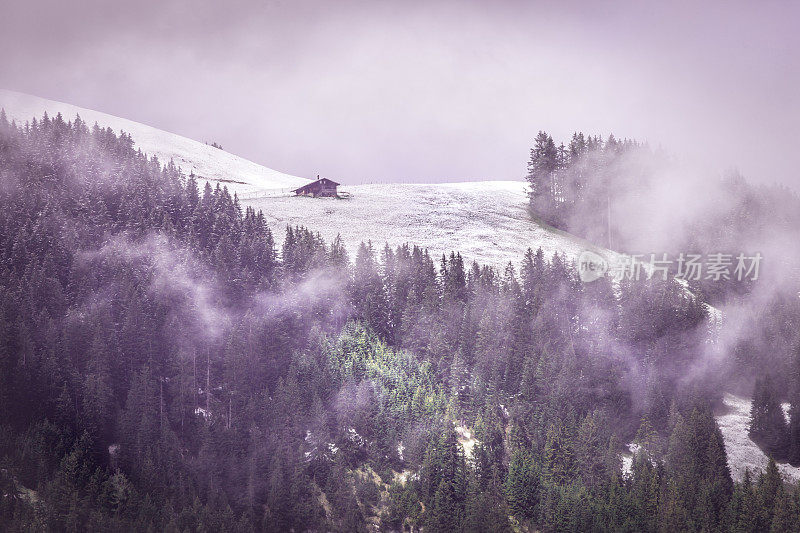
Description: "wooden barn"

(292, 176), (340, 197)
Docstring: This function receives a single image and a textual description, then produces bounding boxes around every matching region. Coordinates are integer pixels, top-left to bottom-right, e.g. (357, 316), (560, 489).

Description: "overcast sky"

(1, 0), (797, 186)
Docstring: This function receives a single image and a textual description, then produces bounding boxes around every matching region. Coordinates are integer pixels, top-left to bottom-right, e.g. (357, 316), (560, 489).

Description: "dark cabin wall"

(295, 183), (338, 197)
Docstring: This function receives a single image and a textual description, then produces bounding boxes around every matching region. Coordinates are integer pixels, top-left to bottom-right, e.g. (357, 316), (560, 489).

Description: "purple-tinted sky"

(1, 0), (797, 185)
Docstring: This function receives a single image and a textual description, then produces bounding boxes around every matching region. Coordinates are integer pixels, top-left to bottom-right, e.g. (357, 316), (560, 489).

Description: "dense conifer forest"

(1, 111), (800, 531)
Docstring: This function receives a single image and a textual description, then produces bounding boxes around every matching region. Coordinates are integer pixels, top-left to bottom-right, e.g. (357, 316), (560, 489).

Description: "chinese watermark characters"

(577, 251), (762, 283)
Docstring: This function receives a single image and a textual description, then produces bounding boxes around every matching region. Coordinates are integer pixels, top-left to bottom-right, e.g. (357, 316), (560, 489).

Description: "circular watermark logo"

(577, 250), (608, 283)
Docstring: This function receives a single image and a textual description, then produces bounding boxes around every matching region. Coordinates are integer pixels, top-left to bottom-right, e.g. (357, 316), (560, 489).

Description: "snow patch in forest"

(302, 429), (339, 462)
(455, 425), (478, 460)
(394, 469), (415, 485)
(620, 443), (641, 478)
(621, 455), (632, 477)
(716, 393), (800, 482)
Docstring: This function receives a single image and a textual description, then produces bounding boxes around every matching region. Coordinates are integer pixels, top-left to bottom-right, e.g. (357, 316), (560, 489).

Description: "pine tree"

(758, 457), (783, 527)
(526, 131), (559, 224)
(770, 484), (800, 533)
(750, 375), (789, 458)
(504, 448), (540, 520)
(542, 420), (576, 486)
(420, 427), (467, 531)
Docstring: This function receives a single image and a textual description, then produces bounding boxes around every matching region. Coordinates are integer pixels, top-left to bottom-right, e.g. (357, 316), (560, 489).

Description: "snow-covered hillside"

(0, 89), (608, 269)
(0, 89), (309, 196)
(245, 182), (609, 268)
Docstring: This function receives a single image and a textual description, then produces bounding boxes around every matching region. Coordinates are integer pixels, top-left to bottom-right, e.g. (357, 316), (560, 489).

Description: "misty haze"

(1, 1), (799, 532)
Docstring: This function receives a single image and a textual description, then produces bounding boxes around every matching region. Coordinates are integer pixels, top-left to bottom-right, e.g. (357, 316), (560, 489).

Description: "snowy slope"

(0, 89), (310, 196)
(0, 89), (609, 269)
(716, 393), (800, 482)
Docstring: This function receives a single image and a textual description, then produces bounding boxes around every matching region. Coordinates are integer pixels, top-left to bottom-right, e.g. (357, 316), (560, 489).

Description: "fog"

(568, 144), (800, 393)
(76, 232), (352, 360)
(1, 0), (797, 186)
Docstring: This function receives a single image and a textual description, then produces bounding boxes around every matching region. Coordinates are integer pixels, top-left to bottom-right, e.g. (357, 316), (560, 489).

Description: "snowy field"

(0, 89), (608, 270)
(716, 393), (800, 483)
(245, 182), (608, 268)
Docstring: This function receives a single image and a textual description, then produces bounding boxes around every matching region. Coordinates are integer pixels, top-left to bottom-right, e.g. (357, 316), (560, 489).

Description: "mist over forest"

(0, 101), (798, 533)
(525, 131), (800, 393)
(3, 0), (800, 529)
